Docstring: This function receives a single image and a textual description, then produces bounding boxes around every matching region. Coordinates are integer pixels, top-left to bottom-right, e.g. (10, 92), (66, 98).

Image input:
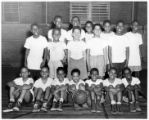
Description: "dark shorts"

(29, 69), (40, 81)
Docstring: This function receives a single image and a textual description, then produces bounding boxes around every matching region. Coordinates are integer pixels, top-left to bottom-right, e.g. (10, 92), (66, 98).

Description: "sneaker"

(57, 101), (63, 112)
(111, 104), (117, 114)
(96, 101), (102, 113)
(8, 101), (15, 109)
(13, 101), (21, 111)
(50, 101), (57, 111)
(32, 103), (40, 112)
(91, 100), (96, 113)
(130, 103), (136, 112)
(117, 104), (123, 114)
(74, 104), (82, 111)
(135, 102), (142, 112)
(41, 102), (48, 112)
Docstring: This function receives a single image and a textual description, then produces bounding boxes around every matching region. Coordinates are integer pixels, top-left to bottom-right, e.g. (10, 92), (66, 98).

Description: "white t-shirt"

(87, 37), (107, 56)
(33, 77), (53, 91)
(66, 29), (85, 41)
(85, 33), (94, 43)
(14, 77), (34, 86)
(47, 41), (66, 61)
(67, 40), (87, 59)
(85, 79), (103, 87)
(52, 78), (69, 86)
(109, 33), (129, 63)
(24, 35), (48, 70)
(126, 32), (143, 66)
(69, 79), (85, 90)
(103, 78), (122, 87)
(122, 77), (140, 88)
(48, 29), (67, 42)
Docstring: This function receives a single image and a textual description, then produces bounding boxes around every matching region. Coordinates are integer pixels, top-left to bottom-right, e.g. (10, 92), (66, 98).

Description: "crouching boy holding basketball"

(85, 68), (103, 113)
(68, 69), (89, 110)
(32, 67), (53, 112)
(7, 67), (34, 111)
(103, 67), (124, 114)
(50, 67), (69, 111)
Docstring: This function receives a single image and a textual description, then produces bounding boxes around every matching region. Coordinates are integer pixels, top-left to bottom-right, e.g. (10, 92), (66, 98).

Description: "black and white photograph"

(1, 1), (147, 119)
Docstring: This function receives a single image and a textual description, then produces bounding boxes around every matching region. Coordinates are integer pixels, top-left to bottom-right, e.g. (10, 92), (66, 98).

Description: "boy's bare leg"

(117, 91), (122, 113)
(9, 87), (16, 102)
(109, 91), (117, 113)
(90, 91), (96, 112)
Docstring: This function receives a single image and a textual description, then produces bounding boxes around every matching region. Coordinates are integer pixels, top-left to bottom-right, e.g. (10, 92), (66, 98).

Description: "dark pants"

(112, 62), (125, 78)
(29, 69), (40, 81)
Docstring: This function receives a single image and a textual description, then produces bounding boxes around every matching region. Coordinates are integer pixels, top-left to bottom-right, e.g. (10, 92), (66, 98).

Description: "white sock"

(60, 98), (64, 102)
(10, 98), (15, 102)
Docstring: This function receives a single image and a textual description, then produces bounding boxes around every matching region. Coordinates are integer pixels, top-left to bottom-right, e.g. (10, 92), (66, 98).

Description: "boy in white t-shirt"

(87, 24), (107, 78)
(24, 23), (48, 81)
(48, 15), (67, 43)
(32, 67), (53, 112)
(67, 16), (85, 42)
(108, 21), (129, 78)
(126, 21), (143, 78)
(7, 67), (34, 111)
(84, 21), (94, 43)
(67, 26), (87, 80)
(47, 28), (67, 79)
(103, 67), (124, 114)
(85, 68), (103, 113)
(50, 67), (69, 112)
(101, 20), (115, 71)
(122, 67), (142, 112)
(68, 69), (88, 110)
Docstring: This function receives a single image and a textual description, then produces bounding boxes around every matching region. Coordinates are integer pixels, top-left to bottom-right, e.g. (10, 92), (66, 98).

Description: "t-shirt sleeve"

(43, 37), (48, 48)
(33, 80), (39, 88)
(13, 78), (20, 85)
(48, 30), (52, 40)
(138, 34), (143, 45)
(134, 78), (141, 85)
(29, 78), (34, 84)
(24, 38), (31, 49)
(81, 29), (86, 39)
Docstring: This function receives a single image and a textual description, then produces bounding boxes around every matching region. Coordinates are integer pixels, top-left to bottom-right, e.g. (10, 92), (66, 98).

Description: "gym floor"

(2, 66), (147, 119)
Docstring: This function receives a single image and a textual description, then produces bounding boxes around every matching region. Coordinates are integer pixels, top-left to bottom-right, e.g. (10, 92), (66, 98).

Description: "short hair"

(116, 20), (125, 26)
(20, 67), (29, 72)
(57, 67), (65, 74)
(54, 15), (62, 21)
(31, 23), (39, 29)
(131, 20), (139, 25)
(72, 26), (81, 33)
(85, 21), (93, 28)
(41, 66), (49, 71)
(109, 67), (117, 73)
(93, 23), (103, 30)
(123, 67), (132, 73)
(52, 28), (61, 35)
(71, 68), (80, 76)
(90, 68), (99, 75)
(103, 20), (111, 26)
(71, 16), (80, 23)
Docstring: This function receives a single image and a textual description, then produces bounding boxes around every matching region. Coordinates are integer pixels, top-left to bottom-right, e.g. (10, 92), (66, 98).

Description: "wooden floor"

(2, 66), (147, 119)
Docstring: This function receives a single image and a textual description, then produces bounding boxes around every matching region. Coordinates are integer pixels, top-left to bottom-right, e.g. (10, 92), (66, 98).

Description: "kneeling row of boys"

(7, 66), (142, 114)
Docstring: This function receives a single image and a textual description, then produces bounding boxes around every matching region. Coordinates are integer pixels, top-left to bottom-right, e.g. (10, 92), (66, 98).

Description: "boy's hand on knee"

(127, 85), (134, 91)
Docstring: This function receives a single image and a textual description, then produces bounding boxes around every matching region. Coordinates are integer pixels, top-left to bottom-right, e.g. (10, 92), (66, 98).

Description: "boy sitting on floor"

(7, 67), (34, 111)
(32, 67), (53, 112)
(50, 67), (69, 112)
(122, 67), (142, 112)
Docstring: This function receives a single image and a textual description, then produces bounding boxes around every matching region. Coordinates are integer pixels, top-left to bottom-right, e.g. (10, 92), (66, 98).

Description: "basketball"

(73, 90), (87, 105)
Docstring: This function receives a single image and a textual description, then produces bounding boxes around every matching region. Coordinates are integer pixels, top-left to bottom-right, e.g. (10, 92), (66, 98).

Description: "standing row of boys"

(6, 15), (143, 114)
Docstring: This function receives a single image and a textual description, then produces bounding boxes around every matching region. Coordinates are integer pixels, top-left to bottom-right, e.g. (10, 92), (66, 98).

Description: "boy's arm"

(86, 49), (91, 72)
(41, 48), (48, 68)
(108, 46), (112, 67)
(83, 50), (86, 61)
(47, 49), (50, 62)
(22, 83), (33, 90)
(7, 81), (22, 90)
(61, 49), (67, 64)
(24, 48), (30, 67)
(125, 47), (129, 67)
